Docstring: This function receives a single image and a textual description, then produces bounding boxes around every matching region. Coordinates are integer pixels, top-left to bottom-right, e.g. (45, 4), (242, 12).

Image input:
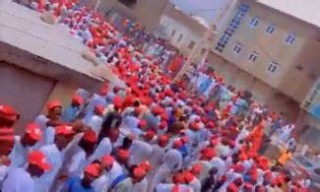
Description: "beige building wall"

(97, 0), (169, 32)
(210, 0), (320, 121)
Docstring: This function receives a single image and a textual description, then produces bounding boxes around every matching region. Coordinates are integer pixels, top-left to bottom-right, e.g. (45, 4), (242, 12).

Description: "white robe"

(132, 177), (148, 192)
(86, 115), (103, 135)
(2, 167), (35, 192)
(87, 137), (112, 164)
(130, 140), (153, 165)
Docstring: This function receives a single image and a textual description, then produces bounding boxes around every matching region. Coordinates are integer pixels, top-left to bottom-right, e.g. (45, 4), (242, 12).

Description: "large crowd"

(0, 0), (314, 192)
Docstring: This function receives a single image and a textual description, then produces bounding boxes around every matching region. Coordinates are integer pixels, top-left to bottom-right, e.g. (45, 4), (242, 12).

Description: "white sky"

(171, 0), (229, 22)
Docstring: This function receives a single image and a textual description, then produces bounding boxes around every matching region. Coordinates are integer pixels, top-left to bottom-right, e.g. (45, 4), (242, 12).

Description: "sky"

(171, 0), (228, 22)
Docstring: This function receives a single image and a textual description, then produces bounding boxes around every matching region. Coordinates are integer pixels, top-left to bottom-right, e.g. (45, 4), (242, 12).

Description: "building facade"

(154, 5), (214, 61)
(88, 0), (170, 32)
(209, 0), (320, 122)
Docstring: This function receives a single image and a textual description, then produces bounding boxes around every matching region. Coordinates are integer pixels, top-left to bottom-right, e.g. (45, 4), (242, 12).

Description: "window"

(188, 41), (195, 49)
(266, 25), (275, 34)
(249, 17), (259, 28)
(248, 51), (259, 62)
(285, 33), (296, 44)
(177, 34), (183, 43)
(171, 30), (176, 37)
(267, 62), (279, 73)
(233, 43), (242, 54)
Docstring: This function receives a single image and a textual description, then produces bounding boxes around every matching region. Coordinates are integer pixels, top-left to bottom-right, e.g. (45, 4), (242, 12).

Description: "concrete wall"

(213, 0), (319, 104)
(0, 62), (56, 134)
(98, 0), (169, 32)
(208, 51), (300, 121)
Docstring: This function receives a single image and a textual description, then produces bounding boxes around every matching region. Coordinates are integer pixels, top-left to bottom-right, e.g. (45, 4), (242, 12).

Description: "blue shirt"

(63, 177), (95, 192)
(62, 105), (80, 122)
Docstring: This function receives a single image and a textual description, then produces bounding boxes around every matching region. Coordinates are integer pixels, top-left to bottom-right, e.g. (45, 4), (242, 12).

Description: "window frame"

(266, 25), (276, 34)
(249, 17), (259, 28)
(267, 62), (279, 73)
(233, 43), (242, 54)
(285, 33), (296, 44)
(248, 51), (259, 63)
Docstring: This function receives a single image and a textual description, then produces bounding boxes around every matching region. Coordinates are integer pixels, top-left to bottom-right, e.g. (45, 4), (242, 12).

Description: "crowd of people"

(0, 0), (314, 191)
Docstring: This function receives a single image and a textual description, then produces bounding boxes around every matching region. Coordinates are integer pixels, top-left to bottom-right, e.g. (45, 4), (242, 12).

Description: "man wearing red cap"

(2, 150), (51, 192)
(66, 130), (97, 178)
(93, 154), (124, 192)
(62, 163), (101, 192)
(149, 134), (169, 172)
(61, 95), (84, 122)
(110, 166), (146, 192)
(9, 123), (42, 167)
(37, 125), (75, 192)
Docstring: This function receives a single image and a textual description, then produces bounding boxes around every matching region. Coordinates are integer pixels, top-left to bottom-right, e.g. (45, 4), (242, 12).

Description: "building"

(0, 0), (123, 134)
(154, 4), (215, 61)
(88, 0), (170, 32)
(209, 0), (320, 123)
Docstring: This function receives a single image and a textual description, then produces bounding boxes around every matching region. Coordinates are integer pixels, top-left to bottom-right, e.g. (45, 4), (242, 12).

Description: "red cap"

(145, 130), (155, 141)
(201, 147), (215, 160)
(25, 123), (42, 141)
(227, 183), (238, 192)
(133, 167), (146, 179)
(139, 160), (152, 172)
(84, 163), (101, 177)
(83, 130), (97, 143)
(138, 119), (147, 129)
(113, 95), (123, 108)
(244, 183), (253, 190)
(207, 121), (215, 129)
(94, 105), (105, 116)
(184, 171), (194, 183)
(158, 135), (169, 146)
(181, 136), (189, 143)
(172, 173), (185, 184)
(232, 164), (245, 173)
(28, 150), (51, 171)
(191, 163), (202, 175)
(173, 139), (183, 149)
(0, 105), (18, 117)
(55, 125), (74, 136)
(101, 155), (115, 166)
(47, 100), (62, 111)
(72, 95), (84, 105)
(152, 106), (163, 115)
(159, 121), (167, 130)
(117, 149), (130, 160)
(0, 128), (14, 142)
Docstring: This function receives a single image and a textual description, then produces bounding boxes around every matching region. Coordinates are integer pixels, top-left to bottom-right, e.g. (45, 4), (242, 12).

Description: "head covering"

(139, 160), (152, 172)
(84, 163), (101, 177)
(47, 100), (62, 111)
(173, 139), (183, 149)
(159, 121), (167, 130)
(72, 95), (84, 105)
(0, 105), (18, 121)
(28, 150), (51, 171)
(144, 130), (155, 141)
(133, 167), (146, 179)
(83, 130), (97, 143)
(25, 123), (42, 141)
(138, 119), (147, 129)
(191, 163), (202, 175)
(55, 125), (74, 136)
(158, 135), (169, 146)
(113, 95), (123, 108)
(117, 149), (130, 160)
(101, 155), (115, 166)
(94, 105), (105, 116)
(184, 171), (194, 183)
(172, 173), (185, 184)
(201, 147), (215, 160)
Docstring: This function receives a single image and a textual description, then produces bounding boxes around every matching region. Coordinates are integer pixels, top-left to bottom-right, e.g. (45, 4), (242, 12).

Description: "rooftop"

(0, 0), (125, 89)
(257, 0), (320, 28)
